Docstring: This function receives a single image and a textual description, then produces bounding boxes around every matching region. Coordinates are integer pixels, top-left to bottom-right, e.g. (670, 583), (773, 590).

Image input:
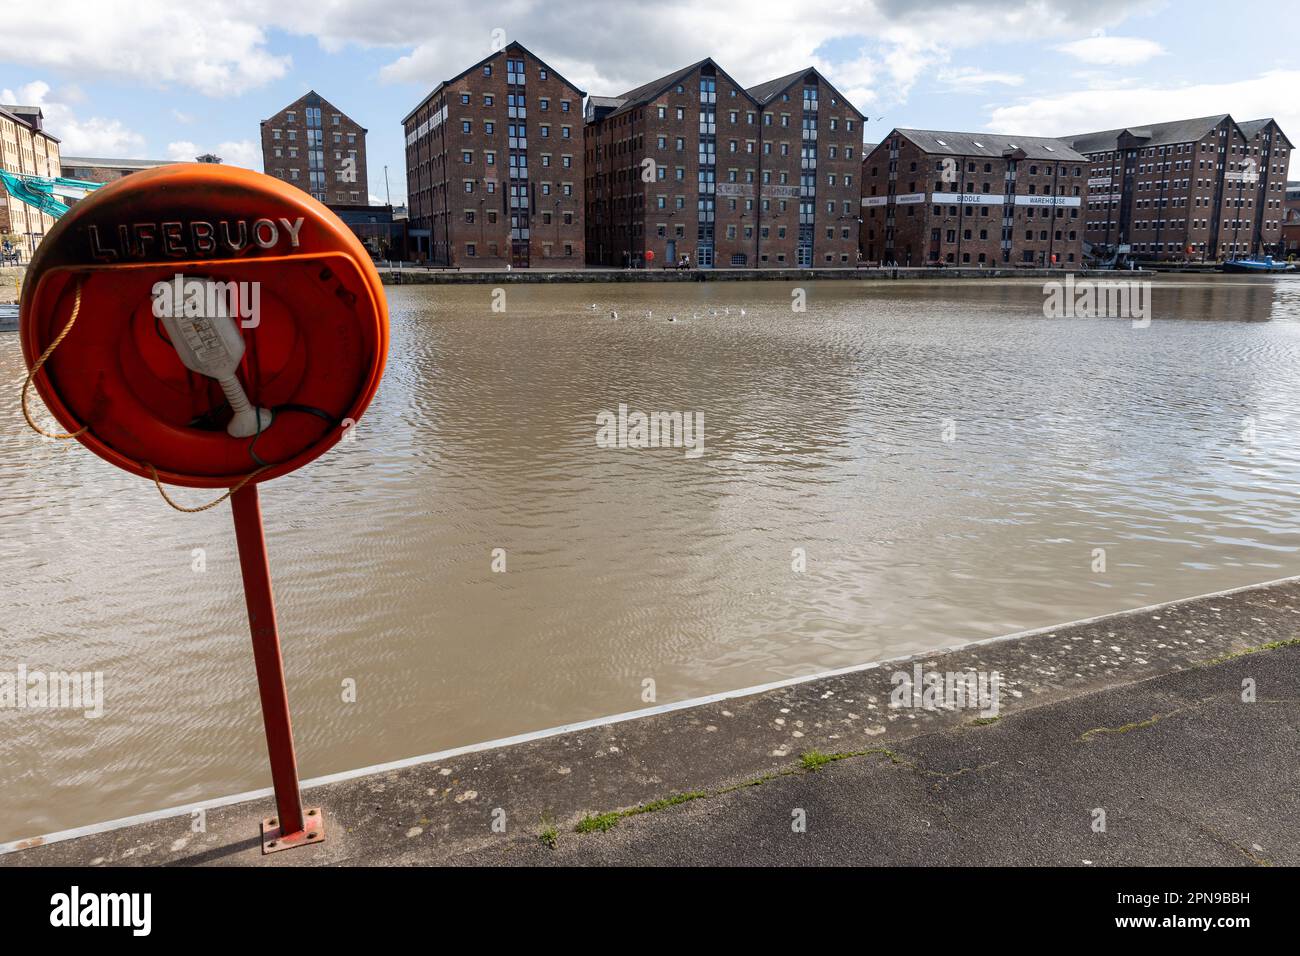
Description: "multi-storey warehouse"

(261, 91), (369, 206)
(403, 41), (585, 267)
(0, 104), (60, 259)
(584, 60), (864, 268)
(859, 128), (1088, 267)
(1064, 114), (1292, 261)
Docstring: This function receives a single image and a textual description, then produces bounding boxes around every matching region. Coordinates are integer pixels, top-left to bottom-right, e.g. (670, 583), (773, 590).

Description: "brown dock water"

(3, 275), (1300, 841)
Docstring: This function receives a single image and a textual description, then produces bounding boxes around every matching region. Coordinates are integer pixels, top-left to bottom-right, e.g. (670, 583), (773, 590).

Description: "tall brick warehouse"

(403, 41), (585, 268)
(0, 105), (60, 259)
(1063, 114), (1292, 261)
(261, 91), (368, 205)
(860, 129), (1087, 267)
(584, 60), (864, 269)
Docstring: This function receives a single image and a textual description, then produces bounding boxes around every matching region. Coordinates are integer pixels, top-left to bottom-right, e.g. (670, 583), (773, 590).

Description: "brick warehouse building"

(1063, 114), (1292, 262)
(261, 91), (369, 205)
(0, 105), (60, 260)
(859, 129), (1087, 267)
(584, 61), (864, 269)
(58, 156), (171, 208)
(1285, 181), (1300, 258)
(403, 42), (585, 268)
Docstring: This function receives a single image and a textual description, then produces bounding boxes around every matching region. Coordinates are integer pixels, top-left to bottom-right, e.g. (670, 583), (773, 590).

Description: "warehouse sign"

(862, 192), (927, 208)
(405, 104), (448, 146)
(930, 193), (1005, 205)
(1013, 195), (1082, 207)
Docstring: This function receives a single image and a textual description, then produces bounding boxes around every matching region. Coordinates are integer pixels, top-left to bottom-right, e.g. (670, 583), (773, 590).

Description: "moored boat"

(1221, 255), (1296, 273)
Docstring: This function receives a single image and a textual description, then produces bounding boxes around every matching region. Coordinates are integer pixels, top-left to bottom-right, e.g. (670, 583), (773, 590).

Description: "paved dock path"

(6, 578), (1298, 866)
(465, 644), (1299, 866)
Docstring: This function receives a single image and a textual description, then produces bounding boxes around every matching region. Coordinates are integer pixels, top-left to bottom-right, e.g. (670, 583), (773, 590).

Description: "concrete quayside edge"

(4, 575), (1298, 866)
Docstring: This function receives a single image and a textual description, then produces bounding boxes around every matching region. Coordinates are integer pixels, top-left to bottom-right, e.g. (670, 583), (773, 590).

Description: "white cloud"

(936, 67), (1025, 92)
(986, 69), (1300, 176)
(1, 81), (145, 157)
(167, 139), (261, 170)
(814, 53), (879, 113)
(361, 0), (1149, 114)
(165, 141), (200, 162)
(1, 1), (289, 96)
(1057, 35), (1165, 66)
(0, 0), (1155, 114)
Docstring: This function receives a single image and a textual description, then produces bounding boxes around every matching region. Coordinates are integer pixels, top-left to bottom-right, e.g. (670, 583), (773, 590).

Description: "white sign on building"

(1013, 194), (1082, 207)
(930, 193), (1006, 205)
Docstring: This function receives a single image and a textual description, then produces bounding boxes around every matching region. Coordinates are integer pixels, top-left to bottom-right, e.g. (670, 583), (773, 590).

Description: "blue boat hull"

(1222, 257), (1294, 273)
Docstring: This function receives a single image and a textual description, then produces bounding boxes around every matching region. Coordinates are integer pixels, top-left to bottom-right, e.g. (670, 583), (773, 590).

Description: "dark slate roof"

(0, 104), (60, 141)
(61, 156), (171, 169)
(1238, 118), (1270, 138)
(605, 60), (712, 117)
(745, 67), (866, 120)
(1064, 115), (1230, 154)
(1238, 117), (1295, 148)
(746, 69), (807, 105)
(401, 41), (586, 124)
(893, 128), (1085, 162)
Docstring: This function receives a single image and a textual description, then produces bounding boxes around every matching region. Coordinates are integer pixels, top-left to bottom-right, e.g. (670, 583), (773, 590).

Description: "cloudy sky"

(3, 0), (1296, 204)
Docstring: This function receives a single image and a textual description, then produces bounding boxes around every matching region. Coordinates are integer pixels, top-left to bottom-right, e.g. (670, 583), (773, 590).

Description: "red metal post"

(230, 483), (306, 838)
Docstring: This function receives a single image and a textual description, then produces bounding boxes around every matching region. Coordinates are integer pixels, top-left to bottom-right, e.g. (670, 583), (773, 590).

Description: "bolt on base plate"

(261, 807), (325, 854)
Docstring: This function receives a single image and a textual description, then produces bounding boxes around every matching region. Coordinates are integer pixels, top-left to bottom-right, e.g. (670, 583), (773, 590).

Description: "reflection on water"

(3, 274), (1300, 840)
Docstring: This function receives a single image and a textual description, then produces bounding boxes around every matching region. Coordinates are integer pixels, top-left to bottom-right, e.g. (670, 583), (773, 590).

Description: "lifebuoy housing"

(20, 163), (388, 488)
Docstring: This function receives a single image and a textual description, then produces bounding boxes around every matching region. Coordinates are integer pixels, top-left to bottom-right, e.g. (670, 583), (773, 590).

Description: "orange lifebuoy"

(20, 164), (388, 488)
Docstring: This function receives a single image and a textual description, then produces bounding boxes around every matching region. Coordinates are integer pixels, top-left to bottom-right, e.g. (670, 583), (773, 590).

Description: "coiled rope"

(20, 278), (268, 512)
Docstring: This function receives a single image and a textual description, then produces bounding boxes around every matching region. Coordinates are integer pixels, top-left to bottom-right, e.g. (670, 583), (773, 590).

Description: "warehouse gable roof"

(1064, 115), (1232, 154)
(891, 128), (1085, 162)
